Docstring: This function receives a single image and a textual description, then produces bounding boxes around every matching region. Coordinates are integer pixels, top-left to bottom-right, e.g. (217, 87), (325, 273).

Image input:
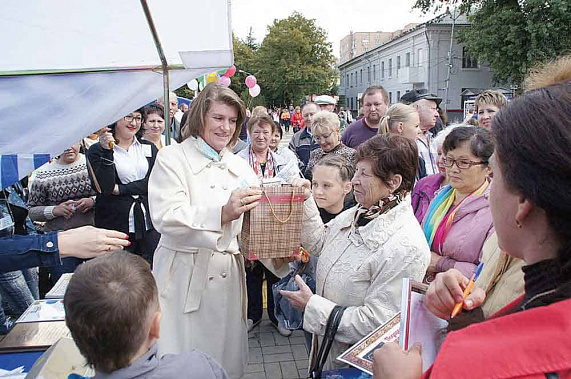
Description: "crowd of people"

(0, 54), (570, 379)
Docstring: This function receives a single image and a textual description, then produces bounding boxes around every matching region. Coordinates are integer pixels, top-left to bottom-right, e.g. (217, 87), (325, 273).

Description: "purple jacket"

(412, 173), (445, 223)
(423, 184), (494, 278)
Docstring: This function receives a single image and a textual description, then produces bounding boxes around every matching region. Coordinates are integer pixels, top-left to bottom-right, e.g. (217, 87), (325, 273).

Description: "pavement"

(244, 314), (310, 379)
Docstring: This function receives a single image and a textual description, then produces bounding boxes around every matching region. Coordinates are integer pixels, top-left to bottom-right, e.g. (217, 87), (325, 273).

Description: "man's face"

(362, 92), (387, 125)
(168, 95), (178, 119)
(302, 104), (319, 127)
(319, 104), (335, 112)
(415, 99), (439, 132)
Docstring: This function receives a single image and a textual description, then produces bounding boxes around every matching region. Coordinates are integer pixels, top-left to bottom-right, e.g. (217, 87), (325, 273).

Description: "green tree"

(413, 0), (571, 85)
(253, 12), (337, 106)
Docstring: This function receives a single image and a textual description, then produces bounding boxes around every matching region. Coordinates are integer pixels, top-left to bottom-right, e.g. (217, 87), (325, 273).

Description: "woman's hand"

(425, 269), (486, 320)
(57, 226), (130, 259)
(98, 127), (115, 150)
(373, 342), (423, 379)
(427, 251), (442, 273)
(279, 275), (313, 311)
(74, 197), (95, 213)
(53, 200), (76, 219)
(221, 187), (262, 225)
(290, 177), (311, 200)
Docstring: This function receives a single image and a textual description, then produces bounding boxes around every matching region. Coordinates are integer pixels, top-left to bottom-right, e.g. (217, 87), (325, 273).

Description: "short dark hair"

(247, 115), (276, 136)
(274, 122), (283, 139)
(493, 81), (571, 277)
(137, 103), (165, 139)
(110, 107), (144, 145)
(356, 134), (418, 192)
(64, 252), (159, 374)
(362, 85), (390, 105)
(313, 154), (355, 182)
(442, 126), (494, 165)
(181, 83), (246, 146)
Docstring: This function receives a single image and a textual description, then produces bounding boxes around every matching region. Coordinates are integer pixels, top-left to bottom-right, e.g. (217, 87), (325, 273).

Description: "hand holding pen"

(425, 265), (487, 320)
(451, 262), (484, 318)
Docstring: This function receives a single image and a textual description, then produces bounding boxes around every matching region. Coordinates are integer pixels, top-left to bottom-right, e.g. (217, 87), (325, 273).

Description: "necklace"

(520, 288), (558, 310)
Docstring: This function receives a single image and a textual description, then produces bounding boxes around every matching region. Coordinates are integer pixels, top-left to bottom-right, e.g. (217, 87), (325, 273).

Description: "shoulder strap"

(308, 305), (346, 379)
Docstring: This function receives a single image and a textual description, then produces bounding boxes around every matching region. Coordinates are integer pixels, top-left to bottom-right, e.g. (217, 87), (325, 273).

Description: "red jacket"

(424, 296), (571, 378)
(291, 112), (303, 127)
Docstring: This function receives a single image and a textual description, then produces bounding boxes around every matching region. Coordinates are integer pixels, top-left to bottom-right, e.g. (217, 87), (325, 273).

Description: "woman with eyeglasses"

(421, 126), (494, 282)
(87, 108), (160, 265)
(303, 111), (356, 181)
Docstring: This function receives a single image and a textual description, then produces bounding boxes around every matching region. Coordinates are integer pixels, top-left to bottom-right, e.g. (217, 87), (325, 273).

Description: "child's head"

(64, 252), (160, 374)
(311, 155), (354, 212)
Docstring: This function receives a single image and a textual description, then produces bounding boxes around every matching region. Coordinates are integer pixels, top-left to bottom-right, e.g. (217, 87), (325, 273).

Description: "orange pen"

(451, 262), (484, 318)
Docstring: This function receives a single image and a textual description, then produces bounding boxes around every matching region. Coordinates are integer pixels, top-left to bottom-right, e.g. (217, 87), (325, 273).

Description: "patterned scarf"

(423, 180), (489, 253)
(195, 136), (225, 162)
(248, 148), (275, 180)
(354, 189), (407, 227)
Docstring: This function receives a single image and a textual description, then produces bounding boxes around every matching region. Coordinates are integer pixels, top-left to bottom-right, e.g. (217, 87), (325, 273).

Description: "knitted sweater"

(27, 154), (95, 231)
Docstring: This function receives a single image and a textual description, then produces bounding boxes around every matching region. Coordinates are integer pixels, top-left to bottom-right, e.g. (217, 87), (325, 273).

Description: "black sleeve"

(87, 143), (117, 195)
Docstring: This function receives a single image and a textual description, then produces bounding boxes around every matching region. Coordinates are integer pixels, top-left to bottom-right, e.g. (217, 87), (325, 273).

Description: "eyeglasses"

(124, 115), (143, 123)
(442, 157), (487, 169)
(313, 132), (333, 142)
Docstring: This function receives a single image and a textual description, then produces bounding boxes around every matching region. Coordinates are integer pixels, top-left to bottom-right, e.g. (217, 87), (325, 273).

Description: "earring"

(516, 220), (523, 228)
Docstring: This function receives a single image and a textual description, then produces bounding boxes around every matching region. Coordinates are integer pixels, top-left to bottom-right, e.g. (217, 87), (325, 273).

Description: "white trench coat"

(149, 137), (285, 379)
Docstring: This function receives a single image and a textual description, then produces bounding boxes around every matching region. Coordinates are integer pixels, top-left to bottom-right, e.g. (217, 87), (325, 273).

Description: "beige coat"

(148, 137), (260, 379)
(476, 233), (525, 318)
(301, 196), (430, 371)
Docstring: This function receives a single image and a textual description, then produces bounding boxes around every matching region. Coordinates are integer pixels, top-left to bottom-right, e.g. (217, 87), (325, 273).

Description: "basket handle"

(264, 189), (295, 224)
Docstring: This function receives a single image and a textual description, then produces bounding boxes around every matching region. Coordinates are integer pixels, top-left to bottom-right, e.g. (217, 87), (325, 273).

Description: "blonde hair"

(252, 106), (268, 117)
(525, 55), (571, 91)
(475, 90), (508, 112)
(311, 110), (340, 134)
(379, 103), (418, 135)
(181, 83), (245, 145)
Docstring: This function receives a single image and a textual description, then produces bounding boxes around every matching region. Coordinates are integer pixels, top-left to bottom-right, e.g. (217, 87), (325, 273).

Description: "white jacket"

(301, 196), (430, 370)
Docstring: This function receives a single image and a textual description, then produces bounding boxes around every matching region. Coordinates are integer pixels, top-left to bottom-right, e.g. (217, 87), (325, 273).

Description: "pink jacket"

(412, 173), (446, 223)
(425, 184), (494, 278)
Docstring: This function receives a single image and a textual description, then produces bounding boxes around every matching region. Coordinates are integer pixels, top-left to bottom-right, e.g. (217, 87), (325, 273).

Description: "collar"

(93, 343), (159, 379)
(113, 137), (141, 152)
(336, 196), (412, 250)
(301, 127), (313, 138)
(182, 137), (242, 176)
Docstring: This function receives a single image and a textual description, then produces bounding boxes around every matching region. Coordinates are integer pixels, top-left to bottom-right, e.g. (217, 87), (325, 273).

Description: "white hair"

(433, 123), (468, 151)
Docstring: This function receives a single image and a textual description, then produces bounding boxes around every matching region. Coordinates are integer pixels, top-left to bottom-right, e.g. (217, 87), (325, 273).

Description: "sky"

(231, 0), (436, 60)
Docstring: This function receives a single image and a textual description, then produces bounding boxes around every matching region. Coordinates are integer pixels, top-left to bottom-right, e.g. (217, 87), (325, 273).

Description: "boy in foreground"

(64, 252), (228, 379)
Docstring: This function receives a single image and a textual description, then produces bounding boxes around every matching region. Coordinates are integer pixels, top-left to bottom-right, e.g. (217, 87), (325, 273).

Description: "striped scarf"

(354, 190), (407, 227)
(423, 180), (489, 253)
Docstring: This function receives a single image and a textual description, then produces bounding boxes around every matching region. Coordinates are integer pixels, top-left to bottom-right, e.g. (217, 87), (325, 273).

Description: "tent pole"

(140, 0), (171, 146)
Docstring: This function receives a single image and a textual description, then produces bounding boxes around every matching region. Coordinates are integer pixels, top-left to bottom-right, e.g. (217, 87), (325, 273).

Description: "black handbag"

(307, 305), (347, 379)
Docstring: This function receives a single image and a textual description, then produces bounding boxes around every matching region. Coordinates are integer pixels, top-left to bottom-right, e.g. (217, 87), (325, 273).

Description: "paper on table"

(16, 300), (65, 323)
(0, 367), (25, 378)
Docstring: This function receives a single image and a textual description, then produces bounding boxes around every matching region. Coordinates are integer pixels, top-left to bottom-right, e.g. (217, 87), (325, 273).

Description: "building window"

(374, 38), (380, 44)
(362, 39), (369, 46)
(373, 64), (376, 81)
(389, 92), (393, 103)
(406, 52), (410, 67)
(388, 59), (392, 78)
(347, 74), (349, 88)
(397, 90), (401, 101)
(462, 47), (478, 69)
(367, 66), (371, 83)
(350, 97), (353, 110)
(360, 69), (363, 84)
(417, 48), (423, 66)
(397, 56), (401, 70)
(350, 73), (353, 88)
(381, 62), (385, 79)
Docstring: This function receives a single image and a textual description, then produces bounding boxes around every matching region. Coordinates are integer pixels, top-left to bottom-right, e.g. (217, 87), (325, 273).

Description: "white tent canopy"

(0, 0), (233, 188)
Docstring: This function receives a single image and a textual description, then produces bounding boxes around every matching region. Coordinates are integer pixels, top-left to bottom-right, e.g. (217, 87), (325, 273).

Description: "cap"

(314, 95), (337, 105)
(399, 89), (442, 105)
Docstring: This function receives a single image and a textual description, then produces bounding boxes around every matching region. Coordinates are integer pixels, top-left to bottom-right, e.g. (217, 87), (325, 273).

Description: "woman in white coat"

(148, 84), (285, 379)
(282, 134), (431, 371)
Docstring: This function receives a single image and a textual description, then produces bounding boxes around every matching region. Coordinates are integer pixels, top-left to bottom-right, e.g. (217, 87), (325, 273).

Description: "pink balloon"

(245, 75), (257, 89)
(249, 84), (261, 97)
(225, 65), (237, 77)
(219, 75), (231, 87)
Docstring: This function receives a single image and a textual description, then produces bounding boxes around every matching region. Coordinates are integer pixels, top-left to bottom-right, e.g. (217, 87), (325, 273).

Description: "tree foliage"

(413, 0), (571, 85)
(250, 12), (337, 106)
